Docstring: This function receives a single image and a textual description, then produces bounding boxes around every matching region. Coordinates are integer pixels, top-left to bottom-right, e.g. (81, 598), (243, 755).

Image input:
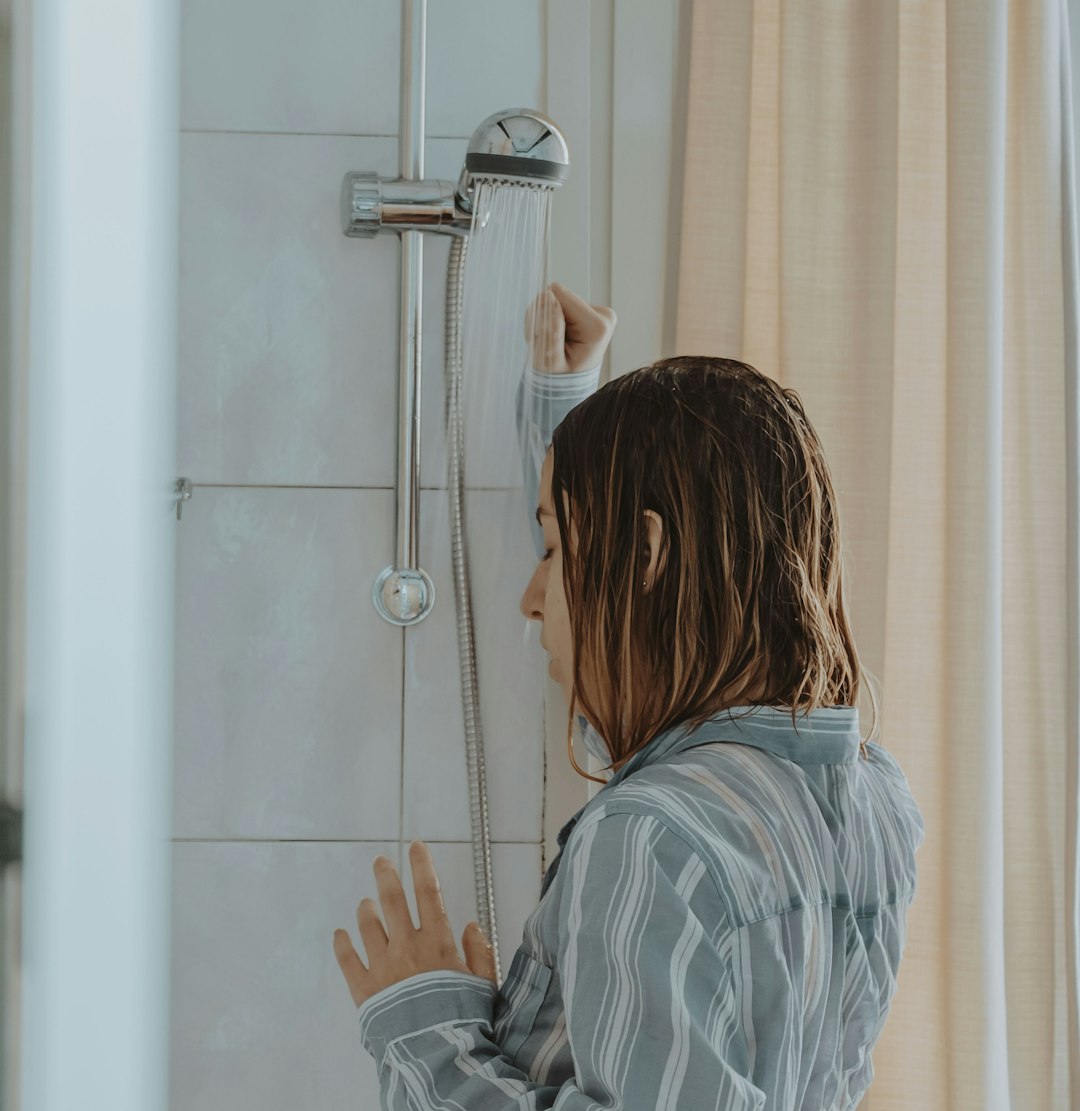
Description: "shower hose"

(444, 232), (503, 983)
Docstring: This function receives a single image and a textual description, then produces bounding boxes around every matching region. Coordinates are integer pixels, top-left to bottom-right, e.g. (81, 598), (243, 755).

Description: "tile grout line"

(170, 838), (545, 844)
(179, 127), (474, 140)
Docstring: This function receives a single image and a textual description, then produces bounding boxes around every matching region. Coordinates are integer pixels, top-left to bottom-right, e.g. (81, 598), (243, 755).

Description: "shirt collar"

(555, 704), (862, 850)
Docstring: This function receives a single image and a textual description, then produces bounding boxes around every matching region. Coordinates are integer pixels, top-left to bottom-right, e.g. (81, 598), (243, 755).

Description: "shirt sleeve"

(514, 362), (602, 561)
(354, 809), (767, 1109)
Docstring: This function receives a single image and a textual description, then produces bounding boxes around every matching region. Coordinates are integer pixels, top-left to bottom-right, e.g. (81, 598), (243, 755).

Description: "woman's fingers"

(356, 897), (389, 962)
(526, 284), (616, 342)
(462, 922), (498, 983)
(408, 840), (454, 939)
(549, 282), (613, 340)
(525, 288), (561, 342)
(529, 290), (566, 372)
(332, 928), (372, 1007)
(371, 854), (416, 938)
(523, 282), (616, 373)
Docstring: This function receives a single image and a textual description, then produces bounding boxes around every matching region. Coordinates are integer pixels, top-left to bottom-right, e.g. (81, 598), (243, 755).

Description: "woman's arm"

(515, 363), (602, 560)
(515, 283), (616, 559)
(353, 810), (767, 1109)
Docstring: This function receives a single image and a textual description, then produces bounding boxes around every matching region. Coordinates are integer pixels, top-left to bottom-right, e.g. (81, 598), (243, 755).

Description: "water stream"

(426, 179), (562, 973)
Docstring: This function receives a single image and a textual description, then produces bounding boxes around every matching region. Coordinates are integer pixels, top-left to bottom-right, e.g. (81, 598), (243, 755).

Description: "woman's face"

(519, 448), (581, 712)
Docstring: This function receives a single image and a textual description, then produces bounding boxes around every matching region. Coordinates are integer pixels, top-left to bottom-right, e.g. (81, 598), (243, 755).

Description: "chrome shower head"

(455, 108), (569, 212)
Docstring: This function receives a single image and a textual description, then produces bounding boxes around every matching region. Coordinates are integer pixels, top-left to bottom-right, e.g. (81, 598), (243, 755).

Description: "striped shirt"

(354, 362), (926, 1109)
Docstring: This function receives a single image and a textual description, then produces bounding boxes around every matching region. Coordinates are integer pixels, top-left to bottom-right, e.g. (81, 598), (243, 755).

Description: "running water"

(415, 177), (557, 755)
(413, 178), (563, 980)
(429, 177), (562, 728)
(460, 179), (557, 483)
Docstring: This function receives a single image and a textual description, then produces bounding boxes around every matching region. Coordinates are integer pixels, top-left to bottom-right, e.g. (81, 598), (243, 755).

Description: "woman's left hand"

(332, 840), (498, 1009)
(524, 282), (617, 374)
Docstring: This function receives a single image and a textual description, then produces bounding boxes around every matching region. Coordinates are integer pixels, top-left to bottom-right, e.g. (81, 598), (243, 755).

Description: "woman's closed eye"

(542, 549), (553, 561)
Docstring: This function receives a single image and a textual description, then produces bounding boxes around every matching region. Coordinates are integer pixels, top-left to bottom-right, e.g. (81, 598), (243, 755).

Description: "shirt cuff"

(356, 968), (498, 1072)
(524, 362), (602, 401)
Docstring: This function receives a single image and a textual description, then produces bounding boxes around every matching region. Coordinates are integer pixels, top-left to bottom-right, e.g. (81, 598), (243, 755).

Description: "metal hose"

(444, 232), (502, 982)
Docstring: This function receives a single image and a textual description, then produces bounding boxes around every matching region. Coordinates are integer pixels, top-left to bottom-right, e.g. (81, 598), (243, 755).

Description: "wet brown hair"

(548, 355), (879, 783)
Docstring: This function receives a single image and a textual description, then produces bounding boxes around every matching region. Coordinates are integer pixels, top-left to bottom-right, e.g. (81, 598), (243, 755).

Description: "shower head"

(455, 108), (569, 212)
(340, 108), (570, 238)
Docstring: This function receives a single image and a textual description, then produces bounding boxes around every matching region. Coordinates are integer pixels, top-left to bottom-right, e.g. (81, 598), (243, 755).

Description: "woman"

(333, 283), (926, 1109)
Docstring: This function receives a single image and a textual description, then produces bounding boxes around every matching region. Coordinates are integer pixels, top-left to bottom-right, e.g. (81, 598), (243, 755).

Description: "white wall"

(173, 2), (568, 1107)
(170, 1), (686, 1106)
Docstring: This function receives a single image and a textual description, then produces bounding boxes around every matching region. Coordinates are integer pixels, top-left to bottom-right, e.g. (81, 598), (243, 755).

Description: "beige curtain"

(676, 1), (1079, 1108)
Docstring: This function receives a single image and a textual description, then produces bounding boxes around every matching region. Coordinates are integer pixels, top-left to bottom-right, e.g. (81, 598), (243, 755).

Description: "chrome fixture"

(341, 109), (569, 240)
(341, 105), (568, 629)
(338, 0), (570, 984)
(457, 109), (570, 196)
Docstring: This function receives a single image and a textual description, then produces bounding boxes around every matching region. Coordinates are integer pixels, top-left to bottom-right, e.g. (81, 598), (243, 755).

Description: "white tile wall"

(179, 0), (543, 137)
(172, 485), (403, 840)
(169, 839), (541, 1111)
(178, 133), (475, 486)
(173, 1), (549, 1107)
(403, 488), (546, 844)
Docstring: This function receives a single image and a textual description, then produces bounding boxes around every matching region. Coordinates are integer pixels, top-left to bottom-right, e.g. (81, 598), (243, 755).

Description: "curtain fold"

(1056, 0), (1080, 1103)
(676, 2), (1080, 1107)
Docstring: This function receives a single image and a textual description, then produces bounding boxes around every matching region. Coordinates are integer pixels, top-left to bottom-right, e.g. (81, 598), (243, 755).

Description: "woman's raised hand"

(524, 282), (617, 375)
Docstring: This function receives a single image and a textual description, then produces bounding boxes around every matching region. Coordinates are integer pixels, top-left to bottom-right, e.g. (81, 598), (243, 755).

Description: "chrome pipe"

(397, 3), (425, 592)
(398, 0), (422, 570)
(400, 0), (424, 181)
(399, 229), (422, 574)
(370, 0), (436, 626)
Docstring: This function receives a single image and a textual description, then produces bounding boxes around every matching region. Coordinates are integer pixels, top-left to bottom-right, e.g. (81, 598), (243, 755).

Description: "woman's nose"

(520, 570), (543, 621)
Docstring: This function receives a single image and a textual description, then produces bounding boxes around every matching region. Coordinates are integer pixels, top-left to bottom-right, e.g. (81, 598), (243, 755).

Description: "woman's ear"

(642, 509), (666, 588)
